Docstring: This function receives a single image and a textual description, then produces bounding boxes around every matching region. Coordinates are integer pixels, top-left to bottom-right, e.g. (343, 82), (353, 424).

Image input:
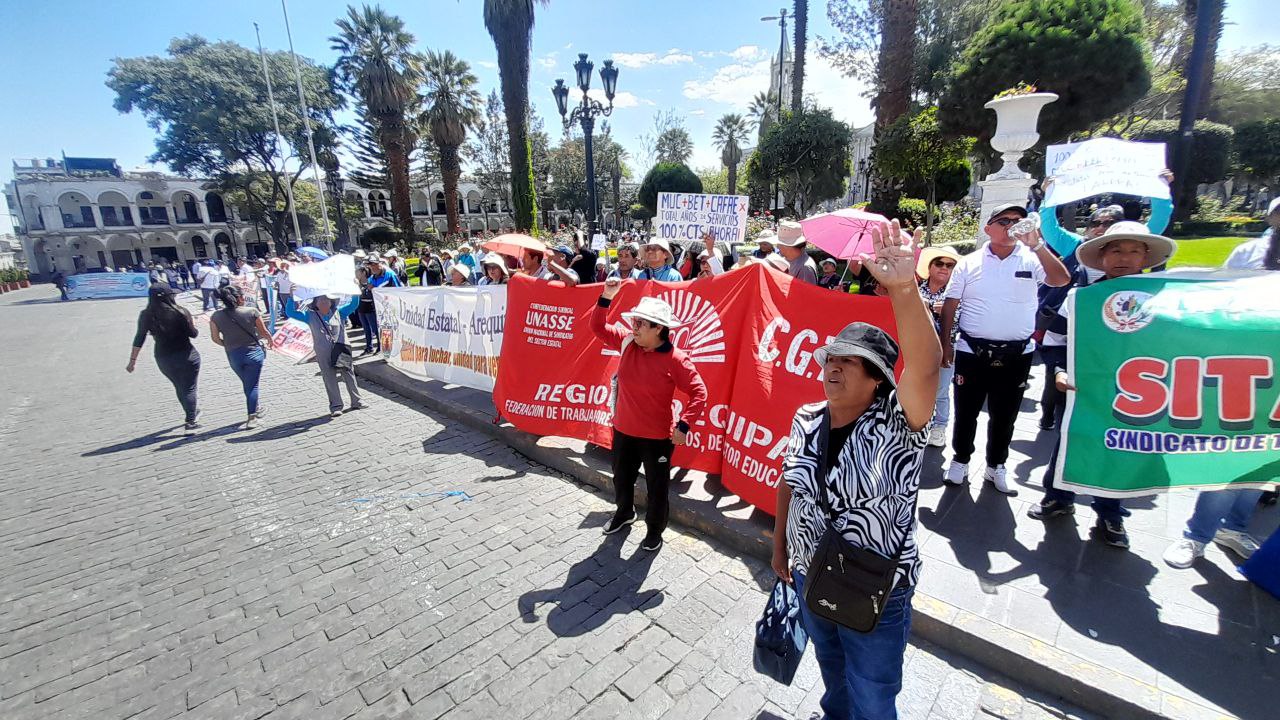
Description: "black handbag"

(753, 580), (808, 685)
(801, 408), (912, 633)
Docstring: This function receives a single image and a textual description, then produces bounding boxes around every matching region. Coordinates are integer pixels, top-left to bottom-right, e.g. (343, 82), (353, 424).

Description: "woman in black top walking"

(127, 283), (202, 432)
(209, 285), (271, 430)
(356, 271), (379, 356)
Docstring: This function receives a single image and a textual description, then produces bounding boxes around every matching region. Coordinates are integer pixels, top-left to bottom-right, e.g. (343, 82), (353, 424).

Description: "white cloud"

(569, 87), (648, 109)
(697, 51), (717, 59)
(729, 45), (763, 61)
(611, 49), (692, 68)
(537, 52), (558, 70)
(477, 60), (498, 69)
(681, 54), (874, 129)
(689, 109), (706, 116)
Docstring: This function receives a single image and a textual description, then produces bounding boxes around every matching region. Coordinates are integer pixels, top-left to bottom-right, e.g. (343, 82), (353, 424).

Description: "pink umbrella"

(799, 208), (889, 259)
(481, 233), (546, 259)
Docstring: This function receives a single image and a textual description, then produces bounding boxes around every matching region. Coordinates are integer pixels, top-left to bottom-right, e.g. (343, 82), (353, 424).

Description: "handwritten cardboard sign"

(1043, 138), (1169, 208)
(656, 192), (750, 245)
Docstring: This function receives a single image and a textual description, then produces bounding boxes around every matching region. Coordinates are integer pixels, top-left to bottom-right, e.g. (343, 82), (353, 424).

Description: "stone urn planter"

(984, 92), (1058, 180)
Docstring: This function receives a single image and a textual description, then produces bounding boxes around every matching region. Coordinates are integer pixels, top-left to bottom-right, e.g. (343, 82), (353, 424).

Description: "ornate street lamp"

(552, 54), (619, 238)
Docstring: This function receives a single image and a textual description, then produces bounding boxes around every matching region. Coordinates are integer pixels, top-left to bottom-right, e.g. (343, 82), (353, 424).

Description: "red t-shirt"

(591, 299), (708, 439)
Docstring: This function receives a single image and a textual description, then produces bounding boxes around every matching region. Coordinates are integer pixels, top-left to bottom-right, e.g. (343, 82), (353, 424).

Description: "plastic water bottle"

(1009, 211), (1040, 242)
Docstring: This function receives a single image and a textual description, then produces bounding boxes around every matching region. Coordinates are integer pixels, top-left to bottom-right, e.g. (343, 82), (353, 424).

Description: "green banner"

(1059, 272), (1280, 497)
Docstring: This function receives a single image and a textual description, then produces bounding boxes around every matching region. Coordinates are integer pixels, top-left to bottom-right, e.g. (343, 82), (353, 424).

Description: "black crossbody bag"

(801, 408), (913, 633)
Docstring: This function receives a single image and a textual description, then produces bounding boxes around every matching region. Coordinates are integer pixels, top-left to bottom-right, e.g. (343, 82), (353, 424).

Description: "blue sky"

(0, 0), (1272, 230)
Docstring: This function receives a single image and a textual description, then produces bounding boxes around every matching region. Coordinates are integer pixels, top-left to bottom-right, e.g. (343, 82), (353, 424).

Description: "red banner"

(493, 264), (899, 514)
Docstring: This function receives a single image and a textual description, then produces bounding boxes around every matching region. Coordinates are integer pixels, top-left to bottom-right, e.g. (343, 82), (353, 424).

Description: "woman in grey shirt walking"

(307, 295), (365, 417)
(209, 285), (271, 429)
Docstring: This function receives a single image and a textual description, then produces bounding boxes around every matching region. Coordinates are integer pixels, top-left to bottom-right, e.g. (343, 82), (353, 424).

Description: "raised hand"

(602, 276), (623, 300)
(857, 219), (919, 291)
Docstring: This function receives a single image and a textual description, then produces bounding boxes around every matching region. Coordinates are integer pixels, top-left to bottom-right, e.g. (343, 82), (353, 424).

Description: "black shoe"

(1094, 518), (1129, 549)
(1038, 417), (1056, 431)
(641, 533), (664, 551)
(1028, 498), (1075, 520)
(602, 510), (636, 535)
(183, 421), (202, 435)
(1259, 490), (1278, 506)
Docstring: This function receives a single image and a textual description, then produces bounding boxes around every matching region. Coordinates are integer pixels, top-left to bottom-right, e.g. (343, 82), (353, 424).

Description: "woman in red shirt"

(594, 278), (708, 551)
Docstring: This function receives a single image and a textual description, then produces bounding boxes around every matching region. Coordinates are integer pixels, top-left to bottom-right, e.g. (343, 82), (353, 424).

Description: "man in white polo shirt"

(940, 203), (1070, 494)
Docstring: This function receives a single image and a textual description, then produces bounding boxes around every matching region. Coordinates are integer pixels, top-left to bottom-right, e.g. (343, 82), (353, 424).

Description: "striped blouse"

(783, 394), (928, 588)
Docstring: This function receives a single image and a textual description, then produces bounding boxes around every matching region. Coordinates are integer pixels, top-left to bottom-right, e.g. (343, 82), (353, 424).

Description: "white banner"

(656, 192), (750, 245)
(1043, 138), (1169, 208)
(288, 254), (359, 304)
(374, 286), (507, 392)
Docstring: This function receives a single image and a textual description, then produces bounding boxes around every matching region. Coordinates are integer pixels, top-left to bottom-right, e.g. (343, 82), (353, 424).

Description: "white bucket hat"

(643, 237), (674, 263)
(480, 252), (508, 277)
(353, 249), (368, 259)
(385, 248), (399, 258)
(621, 296), (683, 329)
(776, 220), (807, 247)
(451, 263), (473, 282)
(1075, 221), (1177, 272)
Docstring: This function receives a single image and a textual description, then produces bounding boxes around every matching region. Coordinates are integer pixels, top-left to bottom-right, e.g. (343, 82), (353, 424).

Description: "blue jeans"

(226, 345), (265, 415)
(1041, 441), (1126, 522)
(931, 364), (954, 429)
(1184, 489), (1263, 544)
(793, 570), (912, 720)
(200, 287), (217, 310)
(357, 311), (379, 352)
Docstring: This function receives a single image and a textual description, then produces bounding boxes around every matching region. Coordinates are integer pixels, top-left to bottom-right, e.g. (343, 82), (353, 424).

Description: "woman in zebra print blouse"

(771, 219), (941, 720)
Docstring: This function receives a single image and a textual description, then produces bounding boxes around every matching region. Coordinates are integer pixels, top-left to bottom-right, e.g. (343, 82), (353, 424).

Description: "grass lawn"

(1166, 235), (1250, 269)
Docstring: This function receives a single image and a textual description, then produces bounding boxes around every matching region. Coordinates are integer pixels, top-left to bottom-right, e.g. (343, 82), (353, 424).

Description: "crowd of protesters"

(114, 186), (1280, 720)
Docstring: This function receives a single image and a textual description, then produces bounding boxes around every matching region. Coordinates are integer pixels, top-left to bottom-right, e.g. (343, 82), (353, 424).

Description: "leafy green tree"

(546, 130), (627, 217)
(343, 108), (393, 191)
(421, 49), (483, 236)
(471, 89), (512, 223)
(331, 4), (421, 243)
(528, 109), (553, 230)
(1213, 45), (1280, 127)
(107, 36), (342, 251)
(483, 0), (546, 233)
(1091, 0), (1190, 137)
(747, 108), (853, 216)
(712, 114), (752, 195)
(697, 167), (729, 195)
(655, 127), (694, 165)
(1129, 119), (1233, 220)
(638, 163), (703, 217)
(747, 91), (779, 140)
(939, 0), (1151, 146)
(873, 107), (973, 240)
(1231, 119), (1280, 191)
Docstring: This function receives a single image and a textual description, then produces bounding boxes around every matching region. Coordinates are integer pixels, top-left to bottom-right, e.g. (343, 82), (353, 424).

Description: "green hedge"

(1170, 220), (1265, 237)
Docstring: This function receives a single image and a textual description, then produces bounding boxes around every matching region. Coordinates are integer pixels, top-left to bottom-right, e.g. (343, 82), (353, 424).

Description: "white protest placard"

(1043, 138), (1169, 208)
(287, 254), (360, 304)
(591, 233), (607, 251)
(374, 285), (507, 392)
(656, 192), (750, 245)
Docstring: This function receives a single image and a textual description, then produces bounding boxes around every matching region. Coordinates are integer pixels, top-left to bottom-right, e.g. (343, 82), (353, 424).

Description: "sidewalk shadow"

(517, 520), (662, 638)
(919, 483), (1037, 590)
(225, 416), (331, 443)
(82, 427), (186, 456)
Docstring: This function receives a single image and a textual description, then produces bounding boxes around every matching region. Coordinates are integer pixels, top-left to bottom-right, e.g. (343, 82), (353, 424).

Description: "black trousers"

(611, 429), (675, 535)
(155, 347), (201, 423)
(1039, 346), (1067, 424)
(951, 350), (1033, 467)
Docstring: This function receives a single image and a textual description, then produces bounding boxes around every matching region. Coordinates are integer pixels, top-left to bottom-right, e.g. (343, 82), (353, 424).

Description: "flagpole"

(255, 22), (304, 250)
(281, 0), (333, 250)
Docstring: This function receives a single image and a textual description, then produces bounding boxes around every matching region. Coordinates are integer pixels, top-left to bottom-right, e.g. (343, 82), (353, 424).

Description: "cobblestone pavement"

(0, 285), (1095, 720)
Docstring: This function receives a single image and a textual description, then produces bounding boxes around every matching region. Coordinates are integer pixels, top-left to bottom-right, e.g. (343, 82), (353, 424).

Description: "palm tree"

(869, 0), (919, 216)
(712, 114), (752, 195)
(331, 4), (420, 243)
(484, 0), (548, 235)
(747, 91), (779, 139)
(792, 0), (808, 112)
(421, 49), (483, 237)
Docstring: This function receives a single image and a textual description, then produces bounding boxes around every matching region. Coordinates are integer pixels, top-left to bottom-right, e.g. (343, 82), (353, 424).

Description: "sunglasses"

(988, 217), (1019, 228)
(931, 259), (956, 269)
(1088, 218), (1119, 229)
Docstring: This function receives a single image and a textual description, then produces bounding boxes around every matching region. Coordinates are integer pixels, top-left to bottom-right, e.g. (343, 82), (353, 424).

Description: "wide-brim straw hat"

(621, 296), (682, 329)
(1075, 221), (1177, 272)
(776, 220), (806, 247)
(916, 245), (961, 279)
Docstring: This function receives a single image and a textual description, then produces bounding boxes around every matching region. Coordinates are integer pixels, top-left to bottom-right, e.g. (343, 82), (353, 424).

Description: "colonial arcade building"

(3, 157), (270, 280)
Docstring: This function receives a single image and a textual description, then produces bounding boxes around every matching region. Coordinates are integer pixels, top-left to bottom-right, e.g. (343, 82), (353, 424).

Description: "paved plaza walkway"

(0, 285), (1094, 720)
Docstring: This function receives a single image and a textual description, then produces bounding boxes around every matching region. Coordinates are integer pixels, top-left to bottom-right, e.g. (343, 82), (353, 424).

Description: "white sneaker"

(1213, 529), (1260, 559)
(984, 465), (1017, 495)
(245, 415), (258, 430)
(944, 461), (968, 486)
(1163, 538), (1205, 569)
(927, 426), (947, 447)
